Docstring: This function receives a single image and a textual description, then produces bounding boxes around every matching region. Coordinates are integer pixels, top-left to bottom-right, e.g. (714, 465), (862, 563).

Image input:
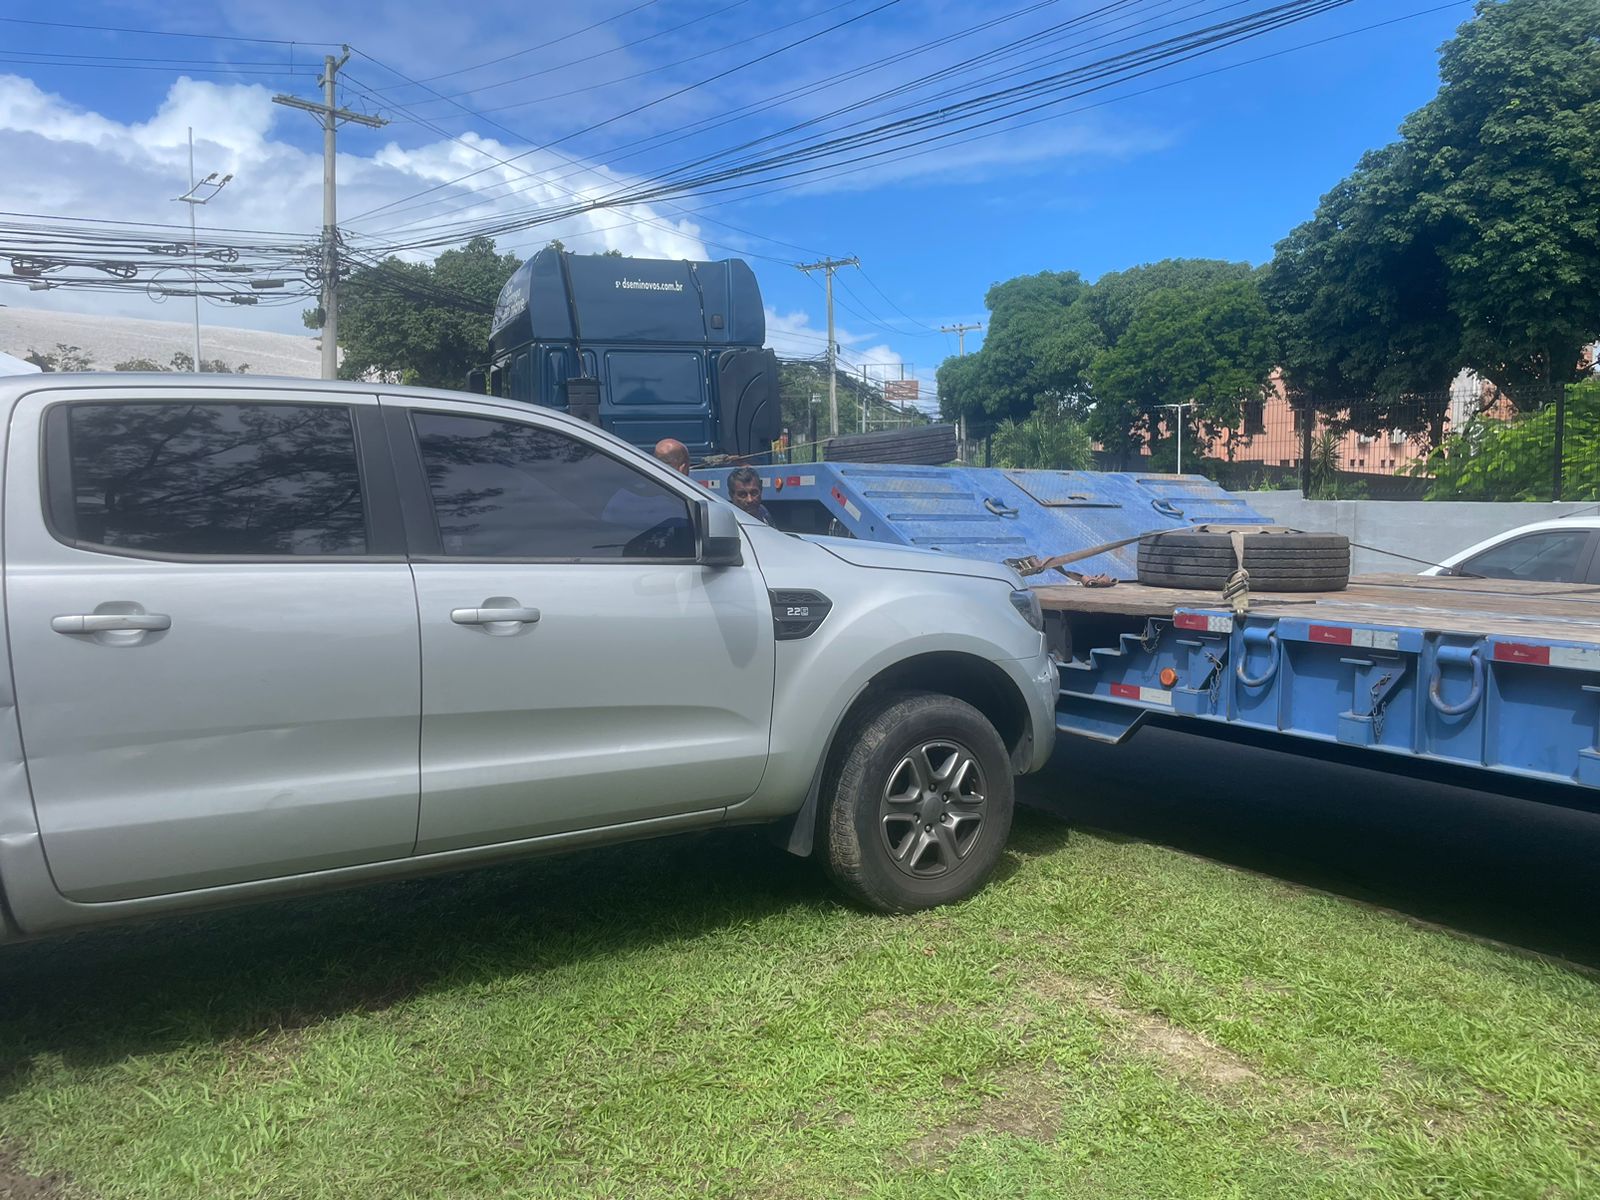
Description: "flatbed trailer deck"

(692, 460), (1600, 796)
(1042, 574), (1600, 792)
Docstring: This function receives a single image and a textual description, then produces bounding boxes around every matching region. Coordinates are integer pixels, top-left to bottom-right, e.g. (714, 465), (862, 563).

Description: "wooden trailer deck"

(1033, 574), (1600, 646)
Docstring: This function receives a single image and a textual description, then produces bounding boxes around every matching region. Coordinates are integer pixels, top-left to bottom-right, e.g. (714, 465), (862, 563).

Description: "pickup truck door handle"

(450, 605), (541, 626)
(52, 612), (172, 634)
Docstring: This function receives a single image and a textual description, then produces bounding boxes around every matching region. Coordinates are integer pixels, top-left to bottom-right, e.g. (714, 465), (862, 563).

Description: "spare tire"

(1137, 529), (1350, 592)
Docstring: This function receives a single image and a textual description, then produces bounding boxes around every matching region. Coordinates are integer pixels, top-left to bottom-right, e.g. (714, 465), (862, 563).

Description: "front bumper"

(1011, 650), (1059, 774)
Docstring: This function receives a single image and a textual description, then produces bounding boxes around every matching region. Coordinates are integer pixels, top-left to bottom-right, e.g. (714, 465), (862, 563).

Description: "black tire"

(1139, 546), (1350, 563)
(1137, 567), (1350, 592)
(823, 691), (1013, 913)
(1136, 530), (1350, 592)
(824, 425), (958, 465)
(1146, 530), (1348, 553)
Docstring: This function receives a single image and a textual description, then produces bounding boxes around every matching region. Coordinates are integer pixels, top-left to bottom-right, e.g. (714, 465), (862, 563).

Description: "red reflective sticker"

(786, 475), (801, 487)
(1110, 683), (1140, 699)
(1174, 613), (1210, 630)
(1309, 625), (1353, 644)
(1494, 642), (1550, 665)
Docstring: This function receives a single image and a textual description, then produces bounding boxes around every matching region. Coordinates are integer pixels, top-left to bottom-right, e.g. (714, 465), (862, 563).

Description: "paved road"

(1019, 724), (1600, 967)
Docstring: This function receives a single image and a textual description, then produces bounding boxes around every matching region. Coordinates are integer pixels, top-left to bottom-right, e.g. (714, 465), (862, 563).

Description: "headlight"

(1009, 588), (1044, 632)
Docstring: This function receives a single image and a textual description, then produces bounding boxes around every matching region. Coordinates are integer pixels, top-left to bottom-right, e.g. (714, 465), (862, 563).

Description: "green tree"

(934, 259), (1268, 446)
(1075, 258), (1255, 347)
(1266, 0), (1600, 410)
(1089, 275), (1277, 462)
(938, 270), (1090, 429)
(114, 352), (248, 373)
(313, 236), (522, 387)
(25, 343), (93, 371)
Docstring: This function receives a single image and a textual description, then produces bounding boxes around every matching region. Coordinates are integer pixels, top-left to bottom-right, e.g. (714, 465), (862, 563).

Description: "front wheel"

(823, 691), (1014, 912)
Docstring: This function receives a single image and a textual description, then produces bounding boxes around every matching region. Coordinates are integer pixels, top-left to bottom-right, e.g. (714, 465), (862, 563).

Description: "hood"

(805, 535), (1021, 586)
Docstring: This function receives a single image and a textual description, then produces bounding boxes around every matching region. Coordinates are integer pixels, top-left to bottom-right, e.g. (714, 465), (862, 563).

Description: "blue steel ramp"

(694, 462), (1270, 578)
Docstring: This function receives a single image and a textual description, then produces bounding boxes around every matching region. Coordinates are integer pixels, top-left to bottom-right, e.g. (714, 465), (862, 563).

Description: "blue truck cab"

(485, 248), (781, 461)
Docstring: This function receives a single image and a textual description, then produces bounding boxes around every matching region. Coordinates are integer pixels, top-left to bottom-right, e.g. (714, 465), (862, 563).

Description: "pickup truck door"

(384, 400), (774, 853)
(2, 388), (421, 902)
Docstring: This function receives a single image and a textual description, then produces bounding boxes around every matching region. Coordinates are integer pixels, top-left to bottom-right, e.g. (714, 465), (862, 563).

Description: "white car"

(1424, 516), (1600, 584)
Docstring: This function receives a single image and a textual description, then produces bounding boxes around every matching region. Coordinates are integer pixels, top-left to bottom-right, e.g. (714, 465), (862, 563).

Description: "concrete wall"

(1237, 494), (1599, 574)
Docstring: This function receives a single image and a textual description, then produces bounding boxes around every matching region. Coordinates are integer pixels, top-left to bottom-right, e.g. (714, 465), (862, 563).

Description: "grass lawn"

(1, 808), (1597, 1199)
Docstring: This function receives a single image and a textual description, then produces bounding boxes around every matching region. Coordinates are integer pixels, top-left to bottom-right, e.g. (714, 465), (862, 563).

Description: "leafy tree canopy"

(24, 343), (93, 372)
(937, 259), (1272, 456)
(1089, 275), (1276, 454)
(114, 352), (248, 374)
(313, 236), (522, 388)
(1266, 0), (1600, 408)
(936, 270), (1089, 428)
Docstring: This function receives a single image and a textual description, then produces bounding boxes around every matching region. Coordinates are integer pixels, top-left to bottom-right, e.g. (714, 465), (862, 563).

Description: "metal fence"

(1095, 381), (1600, 502)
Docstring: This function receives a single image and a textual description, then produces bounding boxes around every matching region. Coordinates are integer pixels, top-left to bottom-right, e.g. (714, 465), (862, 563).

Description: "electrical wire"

(352, 0), (1075, 234)
(364, 0), (664, 93)
(395, 0), (762, 105)
(344, 0), (907, 226)
(353, 0), (1356, 253)
(0, 15), (337, 46)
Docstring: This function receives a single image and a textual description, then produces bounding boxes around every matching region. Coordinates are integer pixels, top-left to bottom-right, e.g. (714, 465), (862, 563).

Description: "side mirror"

(466, 368), (487, 395)
(488, 365), (505, 397)
(562, 377), (602, 425)
(697, 500), (744, 567)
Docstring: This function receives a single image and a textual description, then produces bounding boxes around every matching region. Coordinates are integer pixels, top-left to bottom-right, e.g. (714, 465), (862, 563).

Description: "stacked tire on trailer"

(824, 424), (958, 466)
(1136, 528), (1351, 592)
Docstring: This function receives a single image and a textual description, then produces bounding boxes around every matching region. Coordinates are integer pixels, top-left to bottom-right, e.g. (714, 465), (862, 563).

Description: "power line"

(355, 0), (1327, 248)
(352, 0), (1068, 234)
(365, 0), (665, 93)
(397, 0), (767, 107)
(345, 0), (906, 226)
(334, 53), (829, 269)
(0, 57), (318, 77)
(606, 1), (1356, 204)
(351, 0), (1356, 254)
(0, 16), (336, 47)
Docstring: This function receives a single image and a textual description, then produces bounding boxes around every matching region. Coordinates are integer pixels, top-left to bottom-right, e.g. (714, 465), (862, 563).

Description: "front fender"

(730, 568), (1048, 829)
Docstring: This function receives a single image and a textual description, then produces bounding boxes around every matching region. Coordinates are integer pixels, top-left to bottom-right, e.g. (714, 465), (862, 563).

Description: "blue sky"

(0, 0), (1476, 396)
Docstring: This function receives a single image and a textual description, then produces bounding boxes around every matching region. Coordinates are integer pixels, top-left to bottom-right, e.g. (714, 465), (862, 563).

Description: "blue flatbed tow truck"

(485, 249), (1600, 802)
(694, 461), (1600, 797)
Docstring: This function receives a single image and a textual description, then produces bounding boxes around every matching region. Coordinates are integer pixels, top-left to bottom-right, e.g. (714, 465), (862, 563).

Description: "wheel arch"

(773, 650), (1033, 858)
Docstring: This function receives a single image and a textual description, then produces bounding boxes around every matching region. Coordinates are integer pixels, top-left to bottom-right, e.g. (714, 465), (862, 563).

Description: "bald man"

(653, 438), (691, 474)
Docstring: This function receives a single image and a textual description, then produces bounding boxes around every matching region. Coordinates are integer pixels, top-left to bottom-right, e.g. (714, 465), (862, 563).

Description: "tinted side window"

(1460, 530), (1590, 582)
(412, 412), (693, 559)
(606, 351), (704, 407)
(63, 402), (366, 556)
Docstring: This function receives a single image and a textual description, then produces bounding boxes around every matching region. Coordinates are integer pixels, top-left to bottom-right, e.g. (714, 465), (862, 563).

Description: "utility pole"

(940, 321), (981, 356)
(941, 322), (982, 453)
(173, 128), (232, 372)
(796, 256), (859, 436)
(1159, 401), (1196, 476)
(274, 49), (386, 380)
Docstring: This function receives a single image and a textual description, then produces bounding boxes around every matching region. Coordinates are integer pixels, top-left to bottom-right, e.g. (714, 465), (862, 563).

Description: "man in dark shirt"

(727, 466), (772, 523)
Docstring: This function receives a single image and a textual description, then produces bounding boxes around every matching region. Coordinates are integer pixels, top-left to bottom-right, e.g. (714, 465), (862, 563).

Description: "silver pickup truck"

(0, 375), (1056, 941)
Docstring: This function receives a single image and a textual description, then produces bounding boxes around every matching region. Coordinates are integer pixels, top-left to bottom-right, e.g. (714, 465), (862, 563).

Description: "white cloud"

(0, 74), (708, 333)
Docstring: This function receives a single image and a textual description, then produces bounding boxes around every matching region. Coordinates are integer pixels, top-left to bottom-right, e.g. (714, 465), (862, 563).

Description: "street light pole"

(1159, 402), (1196, 475)
(174, 128), (232, 372)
